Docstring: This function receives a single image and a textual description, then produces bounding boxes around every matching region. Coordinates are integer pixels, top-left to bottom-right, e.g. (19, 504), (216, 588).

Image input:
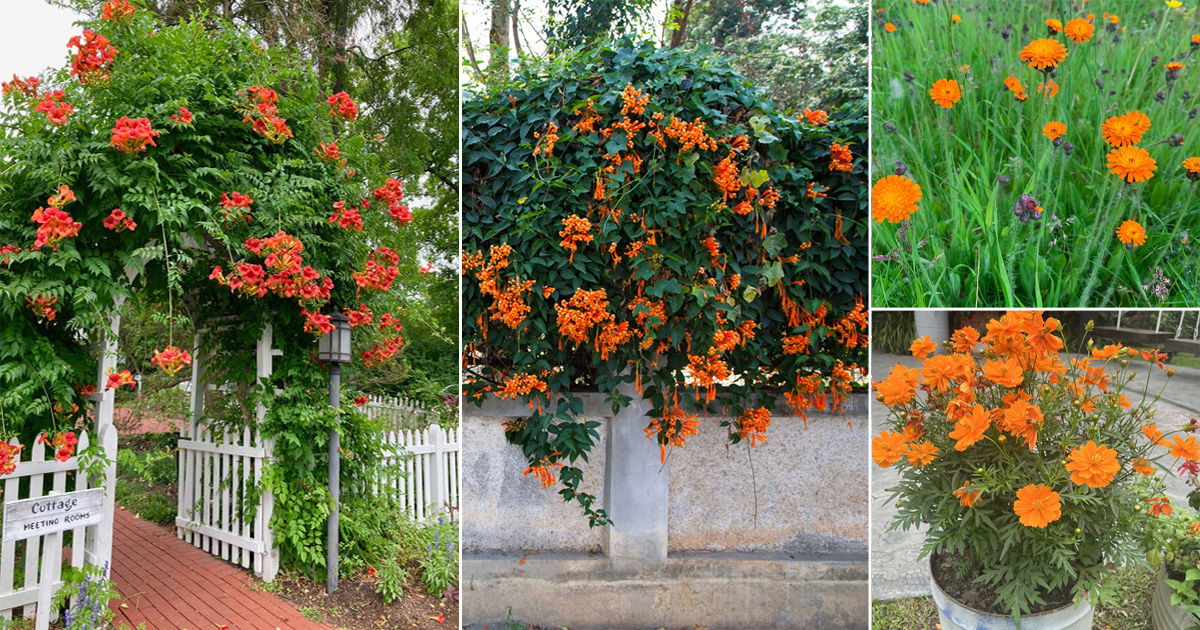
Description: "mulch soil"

(273, 571), (458, 630)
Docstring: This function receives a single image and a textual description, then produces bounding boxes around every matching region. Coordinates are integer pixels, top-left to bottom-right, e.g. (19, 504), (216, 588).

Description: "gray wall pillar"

(913, 311), (951, 345)
(602, 381), (669, 573)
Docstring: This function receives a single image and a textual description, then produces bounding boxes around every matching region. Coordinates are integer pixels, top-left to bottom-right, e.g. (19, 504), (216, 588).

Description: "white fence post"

(86, 313), (120, 570)
(256, 325), (279, 582)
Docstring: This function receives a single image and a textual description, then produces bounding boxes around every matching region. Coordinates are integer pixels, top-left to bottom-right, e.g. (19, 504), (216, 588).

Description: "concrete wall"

(462, 394), (868, 556)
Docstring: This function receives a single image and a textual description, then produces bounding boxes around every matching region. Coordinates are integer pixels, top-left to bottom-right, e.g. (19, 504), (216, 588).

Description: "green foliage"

(709, 2), (868, 113)
(546, 0), (658, 51)
(0, 9), (410, 439)
(872, 0), (1200, 307)
(400, 515), (457, 599)
(464, 38), (867, 524)
(1144, 507), (1200, 615)
(115, 478), (177, 525)
(54, 563), (119, 630)
(373, 554), (409, 604)
(115, 443), (176, 486)
(872, 311), (915, 356)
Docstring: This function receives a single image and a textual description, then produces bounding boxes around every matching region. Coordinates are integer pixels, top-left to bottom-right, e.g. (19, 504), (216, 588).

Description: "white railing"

(175, 424), (277, 581)
(1116, 310), (1200, 340)
(365, 395), (440, 430)
(368, 398), (460, 521)
(0, 432), (95, 621)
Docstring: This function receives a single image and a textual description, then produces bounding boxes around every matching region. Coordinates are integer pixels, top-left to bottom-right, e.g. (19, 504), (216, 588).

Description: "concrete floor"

(870, 352), (1200, 601)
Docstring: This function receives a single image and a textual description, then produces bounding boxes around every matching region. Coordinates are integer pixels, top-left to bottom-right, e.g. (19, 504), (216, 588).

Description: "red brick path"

(110, 508), (332, 630)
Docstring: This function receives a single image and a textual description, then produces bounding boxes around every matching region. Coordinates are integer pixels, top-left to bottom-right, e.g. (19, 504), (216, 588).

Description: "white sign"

(3, 488), (105, 542)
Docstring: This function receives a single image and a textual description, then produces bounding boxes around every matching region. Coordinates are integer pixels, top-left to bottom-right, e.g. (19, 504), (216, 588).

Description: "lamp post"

(317, 311), (352, 594)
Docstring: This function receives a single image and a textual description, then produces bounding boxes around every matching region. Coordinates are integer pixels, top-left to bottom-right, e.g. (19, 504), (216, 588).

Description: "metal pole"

(326, 362), (341, 594)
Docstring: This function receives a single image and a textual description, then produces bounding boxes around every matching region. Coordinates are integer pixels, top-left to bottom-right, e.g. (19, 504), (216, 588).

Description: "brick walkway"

(110, 508), (332, 630)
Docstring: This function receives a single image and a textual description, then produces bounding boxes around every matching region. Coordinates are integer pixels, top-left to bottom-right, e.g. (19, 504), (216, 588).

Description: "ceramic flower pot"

(929, 559), (1094, 630)
(1152, 565), (1200, 630)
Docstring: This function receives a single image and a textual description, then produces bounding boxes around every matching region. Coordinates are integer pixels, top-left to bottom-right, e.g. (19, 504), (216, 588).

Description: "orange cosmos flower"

(1065, 441), (1120, 488)
(872, 174), (921, 223)
(1013, 484), (1061, 528)
(1115, 220), (1147, 247)
(876, 364), (921, 406)
(1132, 458), (1155, 476)
(1107, 146), (1157, 183)
(982, 357), (1023, 388)
(1020, 38), (1069, 70)
(1091, 344), (1124, 360)
(1101, 110), (1151, 147)
(910, 335), (937, 360)
(949, 404), (990, 451)
(905, 440), (939, 468)
(929, 78), (961, 108)
(954, 481), (982, 507)
(1042, 121), (1066, 140)
(1168, 435), (1200, 461)
(1148, 495), (1173, 518)
(1144, 423), (1167, 445)
(1064, 18), (1094, 42)
(950, 326), (980, 353)
(872, 430), (908, 468)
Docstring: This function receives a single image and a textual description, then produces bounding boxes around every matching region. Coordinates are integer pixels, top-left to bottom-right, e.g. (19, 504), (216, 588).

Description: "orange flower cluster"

(533, 122), (559, 157)
(644, 401), (699, 463)
(522, 451), (563, 487)
(25, 295), (58, 320)
(554, 288), (612, 345)
(558, 214), (593, 261)
(31, 185), (82, 251)
(687, 353), (730, 402)
(712, 152), (741, 200)
(572, 99), (600, 133)
(237, 85), (292, 143)
(150, 345), (193, 377)
(737, 407), (772, 446)
(1003, 76), (1028, 101)
(829, 142), (853, 172)
(497, 373), (549, 399)
(661, 116), (718, 153)
(800, 109), (829, 126)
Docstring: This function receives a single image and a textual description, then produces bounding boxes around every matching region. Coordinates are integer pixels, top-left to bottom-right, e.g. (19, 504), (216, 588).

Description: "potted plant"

(873, 312), (1197, 628)
(1146, 459), (1200, 630)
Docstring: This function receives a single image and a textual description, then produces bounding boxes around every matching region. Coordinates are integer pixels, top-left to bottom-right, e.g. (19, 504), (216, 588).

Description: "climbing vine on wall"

(462, 39), (869, 525)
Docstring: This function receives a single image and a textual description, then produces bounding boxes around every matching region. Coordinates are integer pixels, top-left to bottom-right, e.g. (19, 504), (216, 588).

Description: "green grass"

(872, 565), (1155, 629)
(115, 478), (176, 526)
(872, 0), (1200, 307)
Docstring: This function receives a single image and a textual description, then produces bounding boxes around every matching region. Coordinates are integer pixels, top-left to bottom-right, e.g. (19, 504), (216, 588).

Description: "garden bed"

(272, 571), (457, 630)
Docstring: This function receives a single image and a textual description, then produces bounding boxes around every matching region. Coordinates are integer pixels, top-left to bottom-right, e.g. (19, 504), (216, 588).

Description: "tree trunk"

(488, 0), (512, 78)
(321, 0), (352, 93)
(670, 0), (695, 47)
(222, 0), (232, 20)
(511, 0), (522, 59)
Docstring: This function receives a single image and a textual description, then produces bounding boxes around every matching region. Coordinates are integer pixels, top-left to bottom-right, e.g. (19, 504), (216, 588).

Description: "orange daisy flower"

(929, 78), (962, 108)
(954, 481), (982, 507)
(1019, 38), (1069, 70)
(905, 440), (939, 468)
(1013, 484), (1061, 528)
(1101, 110), (1151, 147)
(1045, 19), (1063, 33)
(875, 364), (921, 406)
(909, 335), (937, 360)
(1183, 157), (1200, 174)
(948, 404), (990, 451)
(1065, 441), (1120, 488)
(872, 430), (908, 468)
(872, 174), (922, 224)
(982, 357), (1023, 388)
(1107, 146), (1157, 183)
(1064, 18), (1094, 43)
(884, 22), (896, 32)
(1042, 121), (1066, 140)
(1167, 435), (1200, 461)
(1116, 220), (1147, 247)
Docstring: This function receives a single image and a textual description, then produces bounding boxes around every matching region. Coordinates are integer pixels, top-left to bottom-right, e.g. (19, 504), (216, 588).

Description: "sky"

(0, 3), (86, 83)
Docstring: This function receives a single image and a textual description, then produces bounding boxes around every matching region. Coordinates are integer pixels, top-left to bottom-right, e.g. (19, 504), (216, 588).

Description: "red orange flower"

(1019, 38), (1068, 70)
(1115, 220), (1147, 247)
(1107, 146), (1157, 183)
(928, 78), (961, 108)
(1013, 484), (1061, 527)
(872, 174), (921, 224)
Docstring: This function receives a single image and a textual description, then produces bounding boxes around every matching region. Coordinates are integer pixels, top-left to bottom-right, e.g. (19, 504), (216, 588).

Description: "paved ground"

(110, 508), (331, 630)
(871, 352), (1200, 601)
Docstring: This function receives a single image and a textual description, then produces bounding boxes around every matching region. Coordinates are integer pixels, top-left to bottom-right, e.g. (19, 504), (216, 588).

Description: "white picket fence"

(175, 424), (277, 581)
(0, 431), (99, 621)
(374, 422), (463, 520)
